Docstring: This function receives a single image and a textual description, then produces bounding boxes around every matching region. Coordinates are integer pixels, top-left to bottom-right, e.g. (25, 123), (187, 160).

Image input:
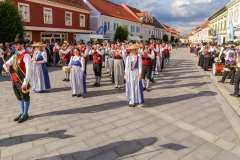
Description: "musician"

(3, 40), (31, 123)
(219, 45), (236, 84)
(125, 44), (144, 107)
(79, 43), (88, 94)
(60, 41), (72, 81)
(113, 44), (124, 88)
(141, 45), (155, 91)
(92, 44), (104, 87)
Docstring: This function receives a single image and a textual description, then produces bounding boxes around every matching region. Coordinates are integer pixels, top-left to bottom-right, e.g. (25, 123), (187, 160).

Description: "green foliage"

(114, 26), (129, 42)
(0, 0), (24, 43)
(175, 38), (179, 43)
(163, 34), (169, 42)
(171, 36), (175, 42)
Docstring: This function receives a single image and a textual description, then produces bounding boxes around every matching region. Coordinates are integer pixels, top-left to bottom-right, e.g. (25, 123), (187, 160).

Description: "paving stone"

(0, 48), (240, 159)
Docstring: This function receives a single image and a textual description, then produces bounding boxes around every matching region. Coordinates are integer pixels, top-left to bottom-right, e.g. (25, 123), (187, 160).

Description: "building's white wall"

(227, 0), (240, 41)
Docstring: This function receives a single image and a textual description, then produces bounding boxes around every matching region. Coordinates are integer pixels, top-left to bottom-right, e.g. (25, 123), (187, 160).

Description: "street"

(1, 48), (240, 160)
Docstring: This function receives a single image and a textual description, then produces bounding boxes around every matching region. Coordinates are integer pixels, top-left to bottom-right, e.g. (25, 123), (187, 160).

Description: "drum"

(213, 63), (223, 75)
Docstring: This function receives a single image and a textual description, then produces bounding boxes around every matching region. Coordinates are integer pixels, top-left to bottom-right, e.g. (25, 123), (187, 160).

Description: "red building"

(14, 0), (92, 42)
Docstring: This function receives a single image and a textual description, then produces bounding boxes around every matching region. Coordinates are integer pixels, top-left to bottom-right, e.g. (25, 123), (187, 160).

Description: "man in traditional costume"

(113, 44), (124, 89)
(125, 44), (144, 107)
(231, 46), (240, 97)
(60, 41), (72, 82)
(3, 40), (31, 123)
(92, 44), (104, 87)
(141, 45), (155, 91)
(31, 42), (51, 93)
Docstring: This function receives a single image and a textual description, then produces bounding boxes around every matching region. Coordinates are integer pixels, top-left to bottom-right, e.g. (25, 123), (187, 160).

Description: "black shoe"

(14, 114), (22, 122)
(77, 94), (82, 97)
(66, 79), (70, 82)
(72, 94), (77, 97)
(129, 104), (134, 107)
(218, 80), (224, 83)
(230, 94), (240, 97)
(96, 83), (101, 87)
(62, 78), (67, 81)
(18, 114), (29, 123)
(146, 88), (151, 92)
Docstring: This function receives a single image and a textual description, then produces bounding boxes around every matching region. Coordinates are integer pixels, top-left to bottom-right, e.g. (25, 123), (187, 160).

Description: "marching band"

(1, 39), (173, 123)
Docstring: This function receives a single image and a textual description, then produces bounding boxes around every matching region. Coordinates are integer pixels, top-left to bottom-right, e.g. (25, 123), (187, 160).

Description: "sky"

(112, 0), (229, 35)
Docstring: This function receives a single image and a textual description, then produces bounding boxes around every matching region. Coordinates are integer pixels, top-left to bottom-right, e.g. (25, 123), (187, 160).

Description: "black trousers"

(203, 57), (210, 71)
(142, 65), (152, 80)
(161, 57), (165, 71)
(93, 63), (102, 77)
(12, 81), (30, 102)
(221, 68), (235, 83)
(234, 70), (240, 95)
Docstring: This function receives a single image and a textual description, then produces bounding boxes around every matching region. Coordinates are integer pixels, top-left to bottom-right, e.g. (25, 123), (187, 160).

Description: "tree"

(171, 36), (175, 43)
(0, 0), (24, 43)
(114, 26), (129, 42)
(163, 34), (169, 42)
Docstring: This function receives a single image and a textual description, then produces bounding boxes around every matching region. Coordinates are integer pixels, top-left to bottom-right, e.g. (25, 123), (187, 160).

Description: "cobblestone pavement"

(1, 48), (240, 160)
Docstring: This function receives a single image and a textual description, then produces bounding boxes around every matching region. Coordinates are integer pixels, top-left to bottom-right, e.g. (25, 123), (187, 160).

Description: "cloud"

(112, 0), (229, 34)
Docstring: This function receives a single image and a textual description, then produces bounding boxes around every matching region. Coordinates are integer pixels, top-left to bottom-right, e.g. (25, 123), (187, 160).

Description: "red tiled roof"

(123, 5), (154, 25)
(88, 0), (140, 23)
(162, 24), (180, 35)
(49, 0), (90, 10)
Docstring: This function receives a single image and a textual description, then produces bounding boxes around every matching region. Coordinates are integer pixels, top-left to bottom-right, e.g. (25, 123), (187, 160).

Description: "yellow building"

(208, 6), (228, 44)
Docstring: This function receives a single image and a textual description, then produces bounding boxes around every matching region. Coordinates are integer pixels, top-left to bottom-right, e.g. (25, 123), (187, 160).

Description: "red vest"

(11, 51), (28, 82)
(81, 47), (88, 62)
(142, 51), (152, 65)
(114, 50), (122, 59)
(93, 52), (102, 64)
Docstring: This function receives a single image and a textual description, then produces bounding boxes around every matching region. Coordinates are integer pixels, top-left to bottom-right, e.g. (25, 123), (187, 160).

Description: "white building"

(84, 0), (142, 41)
(227, 0), (240, 41)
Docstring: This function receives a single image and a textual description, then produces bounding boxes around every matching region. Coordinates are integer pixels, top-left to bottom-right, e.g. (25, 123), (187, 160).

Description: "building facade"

(208, 6), (227, 44)
(15, 0), (92, 42)
(84, 0), (142, 41)
(227, 0), (240, 41)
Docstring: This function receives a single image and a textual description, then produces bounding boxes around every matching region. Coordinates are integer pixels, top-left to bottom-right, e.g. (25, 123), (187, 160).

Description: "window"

(113, 23), (118, 31)
(65, 11), (72, 26)
(43, 8), (53, 24)
(136, 26), (140, 33)
(18, 3), (30, 22)
(131, 25), (135, 32)
(234, 7), (239, 23)
(107, 22), (110, 31)
(80, 14), (85, 27)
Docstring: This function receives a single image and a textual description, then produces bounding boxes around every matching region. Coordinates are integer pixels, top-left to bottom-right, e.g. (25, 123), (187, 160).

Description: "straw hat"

(128, 44), (139, 50)
(31, 42), (45, 47)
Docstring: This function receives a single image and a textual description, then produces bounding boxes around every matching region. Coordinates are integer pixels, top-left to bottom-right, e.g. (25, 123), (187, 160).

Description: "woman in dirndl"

(31, 43), (51, 93)
(69, 48), (86, 97)
(125, 44), (144, 107)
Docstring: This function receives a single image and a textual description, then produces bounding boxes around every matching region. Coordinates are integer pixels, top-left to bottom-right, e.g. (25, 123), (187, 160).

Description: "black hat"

(14, 35), (25, 45)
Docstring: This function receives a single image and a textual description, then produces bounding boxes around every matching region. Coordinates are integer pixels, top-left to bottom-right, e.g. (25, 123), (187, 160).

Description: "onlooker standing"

(0, 44), (3, 77)
(231, 47), (240, 97)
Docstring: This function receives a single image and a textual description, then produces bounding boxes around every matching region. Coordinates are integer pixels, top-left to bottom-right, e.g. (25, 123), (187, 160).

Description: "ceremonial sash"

(13, 55), (25, 83)
(12, 54), (31, 93)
